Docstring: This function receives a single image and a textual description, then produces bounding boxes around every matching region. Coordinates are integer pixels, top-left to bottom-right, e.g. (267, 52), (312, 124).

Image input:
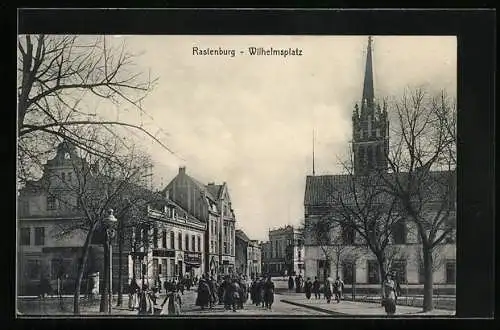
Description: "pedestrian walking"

(259, 277), (266, 307)
(160, 285), (182, 316)
(383, 273), (397, 316)
(304, 277), (313, 300)
(128, 278), (140, 310)
(334, 276), (344, 303)
(288, 275), (294, 291)
(208, 275), (218, 308)
(295, 275), (300, 293)
(230, 278), (241, 311)
(138, 284), (154, 315)
(195, 275), (211, 310)
(263, 276), (275, 310)
(312, 277), (320, 299)
(324, 277), (333, 304)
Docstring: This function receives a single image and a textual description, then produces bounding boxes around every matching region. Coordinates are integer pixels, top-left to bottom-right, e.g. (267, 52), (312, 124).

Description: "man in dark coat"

(312, 277), (320, 299)
(288, 276), (294, 291)
(304, 278), (313, 300)
(263, 276), (275, 310)
(195, 275), (211, 310)
(250, 279), (257, 304)
(208, 275), (218, 308)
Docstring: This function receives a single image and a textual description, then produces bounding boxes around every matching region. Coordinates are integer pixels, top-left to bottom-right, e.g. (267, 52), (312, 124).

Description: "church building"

(303, 37), (456, 294)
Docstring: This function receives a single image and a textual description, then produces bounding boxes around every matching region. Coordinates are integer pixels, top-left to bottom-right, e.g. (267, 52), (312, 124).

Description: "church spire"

(362, 36), (375, 110)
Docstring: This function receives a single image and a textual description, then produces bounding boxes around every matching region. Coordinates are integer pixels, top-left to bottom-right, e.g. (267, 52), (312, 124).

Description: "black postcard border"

(9, 8), (496, 329)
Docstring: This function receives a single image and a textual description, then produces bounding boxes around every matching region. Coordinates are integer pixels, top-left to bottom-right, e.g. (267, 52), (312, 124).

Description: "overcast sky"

(109, 35), (456, 242)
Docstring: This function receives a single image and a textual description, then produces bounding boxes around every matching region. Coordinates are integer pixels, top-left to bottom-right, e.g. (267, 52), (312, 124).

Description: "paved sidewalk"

(279, 295), (455, 316)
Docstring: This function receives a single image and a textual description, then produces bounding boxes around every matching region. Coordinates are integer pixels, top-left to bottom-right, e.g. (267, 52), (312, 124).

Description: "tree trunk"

(377, 255), (387, 306)
(73, 223), (97, 315)
(100, 232), (110, 312)
(422, 245), (434, 312)
(116, 225), (124, 306)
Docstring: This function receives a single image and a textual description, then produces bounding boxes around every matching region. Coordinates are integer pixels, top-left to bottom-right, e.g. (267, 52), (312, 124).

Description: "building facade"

(164, 167), (236, 277)
(17, 141), (209, 297)
(264, 226), (304, 277)
(235, 230), (262, 278)
(247, 240), (262, 279)
(17, 142), (107, 295)
(303, 37), (456, 293)
(129, 201), (206, 288)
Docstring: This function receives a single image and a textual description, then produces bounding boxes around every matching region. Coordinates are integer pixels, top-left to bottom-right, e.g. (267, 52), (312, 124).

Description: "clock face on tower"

(64, 153), (70, 159)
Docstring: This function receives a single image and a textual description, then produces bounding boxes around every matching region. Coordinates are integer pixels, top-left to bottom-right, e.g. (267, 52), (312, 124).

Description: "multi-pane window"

(26, 260), (41, 280)
(198, 236), (201, 252)
(152, 258), (159, 277)
(20, 228), (31, 245)
(342, 260), (356, 284)
(392, 220), (407, 244)
(418, 262), (425, 284)
(185, 234), (189, 251)
(162, 230), (167, 248)
(34, 227), (45, 246)
(169, 259), (175, 277)
(162, 259), (167, 276)
(391, 259), (407, 284)
(153, 228), (158, 248)
(178, 233), (182, 250)
(342, 225), (355, 245)
(170, 232), (175, 249)
(51, 258), (63, 280)
(211, 240), (214, 253)
(367, 260), (380, 284)
(446, 260), (456, 284)
(47, 195), (57, 210)
(224, 242), (228, 254)
(191, 235), (195, 252)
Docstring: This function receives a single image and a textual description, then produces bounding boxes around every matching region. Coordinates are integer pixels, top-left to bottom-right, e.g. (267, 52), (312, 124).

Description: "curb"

(280, 299), (345, 315)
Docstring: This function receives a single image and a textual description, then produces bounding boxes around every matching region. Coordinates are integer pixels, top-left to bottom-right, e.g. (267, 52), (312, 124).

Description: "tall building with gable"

(164, 167), (236, 276)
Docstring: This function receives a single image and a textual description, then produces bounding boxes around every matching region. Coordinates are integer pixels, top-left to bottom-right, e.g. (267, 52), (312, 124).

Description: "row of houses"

(17, 141), (242, 295)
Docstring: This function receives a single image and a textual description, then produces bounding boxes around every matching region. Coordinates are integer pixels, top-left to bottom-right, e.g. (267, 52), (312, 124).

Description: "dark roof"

(304, 170), (455, 207)
(206, 184), (223, 200)
(235, 229), (250, 242)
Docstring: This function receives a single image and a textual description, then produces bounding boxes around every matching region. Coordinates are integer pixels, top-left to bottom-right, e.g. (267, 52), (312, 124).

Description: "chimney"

(179, 166), (186, 175)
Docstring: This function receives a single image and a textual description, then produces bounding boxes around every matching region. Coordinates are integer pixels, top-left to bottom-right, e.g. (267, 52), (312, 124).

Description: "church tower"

(352, 36), (389, 175)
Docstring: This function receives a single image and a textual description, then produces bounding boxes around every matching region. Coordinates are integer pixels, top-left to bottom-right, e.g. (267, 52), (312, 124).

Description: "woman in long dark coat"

(288, 276), (294, 291)
(304, 278), (313, 300)
(195, 276), (211, 310)
(263, 277), (275, 310)
(250, 279), (257, 304)
(259, 278), (266, 307)
(383, 273), (397, 316)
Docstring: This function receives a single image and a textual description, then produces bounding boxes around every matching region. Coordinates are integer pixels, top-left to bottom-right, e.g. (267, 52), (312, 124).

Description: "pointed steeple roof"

(362, 36), (375, 109)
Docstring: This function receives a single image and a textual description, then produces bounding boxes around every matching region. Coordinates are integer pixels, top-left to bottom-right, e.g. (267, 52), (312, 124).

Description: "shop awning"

(185, 261), (201, 268)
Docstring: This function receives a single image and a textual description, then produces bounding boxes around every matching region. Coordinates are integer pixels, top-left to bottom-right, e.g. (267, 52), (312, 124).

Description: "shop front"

(185, 252), (202, 278)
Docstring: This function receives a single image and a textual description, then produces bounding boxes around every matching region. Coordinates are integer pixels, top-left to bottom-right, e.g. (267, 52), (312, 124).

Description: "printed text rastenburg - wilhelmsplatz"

(192, 46), (304, 58)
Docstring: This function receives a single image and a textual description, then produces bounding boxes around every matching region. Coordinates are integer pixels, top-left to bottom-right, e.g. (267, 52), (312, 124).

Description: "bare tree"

(39, 131), (159, 314)
(381, 87), (456, 312)
(303, 218), (349, 281)
(17, 34), (176, 188)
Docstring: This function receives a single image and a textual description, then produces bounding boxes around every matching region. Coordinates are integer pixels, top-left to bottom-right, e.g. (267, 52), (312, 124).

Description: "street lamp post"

(102, 209), (118, 314)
